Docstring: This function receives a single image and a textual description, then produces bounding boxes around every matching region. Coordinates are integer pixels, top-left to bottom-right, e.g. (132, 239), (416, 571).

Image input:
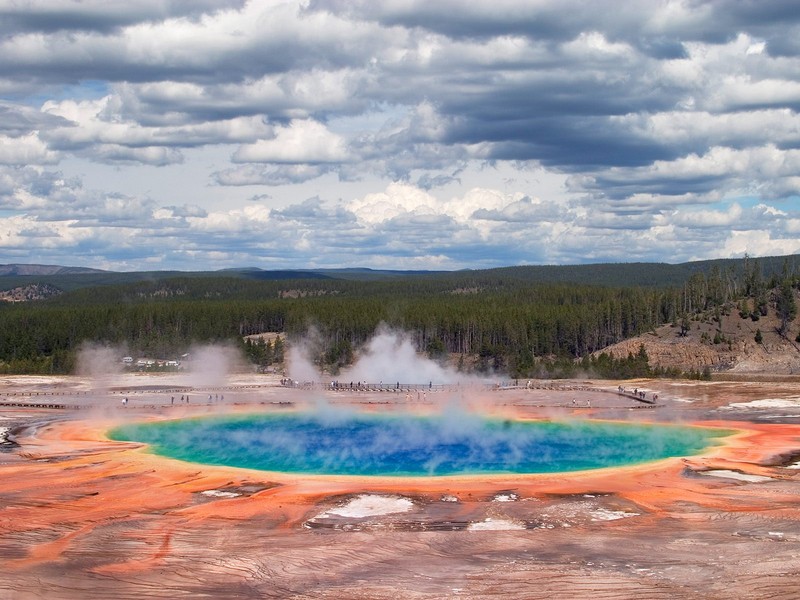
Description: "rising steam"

(286, 326), (325, 382)
(75, 342), (127, 379)
(288, 326), (483, 384)
(183, 342), (248, 388)
(73, 341), (247, 392)
(74, 341), (128, 395)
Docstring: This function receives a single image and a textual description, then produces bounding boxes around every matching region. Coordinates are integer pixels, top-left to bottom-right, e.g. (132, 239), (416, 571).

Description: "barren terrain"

(599, 305), (800, 375)
(1, 373), (800, 599)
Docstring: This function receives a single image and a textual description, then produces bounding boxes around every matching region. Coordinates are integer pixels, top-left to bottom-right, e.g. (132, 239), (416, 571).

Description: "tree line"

(0, 256), (797, 378)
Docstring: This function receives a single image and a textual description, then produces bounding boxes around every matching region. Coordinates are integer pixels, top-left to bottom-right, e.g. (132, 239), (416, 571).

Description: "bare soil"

(599, 305), (800, 375)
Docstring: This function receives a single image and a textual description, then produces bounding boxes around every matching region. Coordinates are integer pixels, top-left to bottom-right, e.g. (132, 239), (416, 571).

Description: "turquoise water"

(108, 412), (728, 477)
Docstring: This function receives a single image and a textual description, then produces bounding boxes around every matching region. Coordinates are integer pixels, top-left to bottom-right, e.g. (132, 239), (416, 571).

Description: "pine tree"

(776, 279), (797, 336)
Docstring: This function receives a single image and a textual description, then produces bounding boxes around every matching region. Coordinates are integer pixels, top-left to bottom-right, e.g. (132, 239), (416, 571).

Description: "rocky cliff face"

(0, 283), (63, 302)
(598, 308), (800, 375)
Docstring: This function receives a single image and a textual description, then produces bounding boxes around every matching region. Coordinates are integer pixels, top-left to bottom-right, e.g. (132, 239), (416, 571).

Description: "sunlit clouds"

(0, 0), (798, 269)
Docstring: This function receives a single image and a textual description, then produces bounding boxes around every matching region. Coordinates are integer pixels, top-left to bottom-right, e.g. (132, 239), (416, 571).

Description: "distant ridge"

(223, 268), (332, 280)
(0, 264), (106, 276)
(1, 253), (798, 290)
(218, 267), (447, 281)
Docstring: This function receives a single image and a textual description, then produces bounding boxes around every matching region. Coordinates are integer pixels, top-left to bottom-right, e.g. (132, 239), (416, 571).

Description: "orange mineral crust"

(2, 377), (800, 599)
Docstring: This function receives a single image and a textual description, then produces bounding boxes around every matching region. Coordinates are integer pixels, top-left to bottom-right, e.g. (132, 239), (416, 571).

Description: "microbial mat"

(109, 412), (729, 477)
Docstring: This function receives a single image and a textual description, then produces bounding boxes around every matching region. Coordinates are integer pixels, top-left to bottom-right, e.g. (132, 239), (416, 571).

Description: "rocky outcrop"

(600, 337), (732, 373)
(0, 283), (63, 303)
(598, 311), (800, 375)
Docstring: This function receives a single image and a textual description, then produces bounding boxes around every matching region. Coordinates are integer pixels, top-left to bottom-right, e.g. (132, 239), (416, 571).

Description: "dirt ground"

(1, 373), (800, 599)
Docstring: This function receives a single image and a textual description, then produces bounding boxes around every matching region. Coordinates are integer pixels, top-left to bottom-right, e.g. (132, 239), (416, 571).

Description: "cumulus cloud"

(0, 172), (796, 270)
(721, 230), (800, 260)
(232, 119), (349, 164)
(570, 145), (800, 205)
(39, 96), (275, 165)
(0, 1), (246, 35)
(213, 164), (337, 186)
(0, 1), (798, 269)
(0, 133), (59, 165)
(0, 101), (70, 135)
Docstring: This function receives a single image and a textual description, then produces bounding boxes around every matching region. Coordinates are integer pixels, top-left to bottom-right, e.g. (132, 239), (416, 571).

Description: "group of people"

(618, 386), (658, 402)
(122, 394), (194, 407)
(120, 392), (234, 408)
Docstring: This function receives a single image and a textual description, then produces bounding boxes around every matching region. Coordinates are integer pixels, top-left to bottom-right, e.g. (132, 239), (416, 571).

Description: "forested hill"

(0, 263), (106, 277)
(1, 254), (799, 293)
(0, 252), (798, 377)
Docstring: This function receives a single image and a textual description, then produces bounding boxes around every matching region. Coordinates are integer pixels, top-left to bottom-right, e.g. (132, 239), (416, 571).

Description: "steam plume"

(290, 326), (485, 385)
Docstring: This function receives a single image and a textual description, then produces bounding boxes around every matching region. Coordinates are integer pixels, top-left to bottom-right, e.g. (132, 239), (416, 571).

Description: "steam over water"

(288, 327), (478, 384)
(109, 413), (728, 476)
(104, 328), (728, 476)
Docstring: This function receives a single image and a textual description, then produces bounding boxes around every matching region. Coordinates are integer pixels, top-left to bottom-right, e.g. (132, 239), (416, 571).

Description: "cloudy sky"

(1, 0), (799, 271)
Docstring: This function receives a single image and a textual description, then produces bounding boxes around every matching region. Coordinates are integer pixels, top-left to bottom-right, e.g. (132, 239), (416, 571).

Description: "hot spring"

(109, 412), (729, 477)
